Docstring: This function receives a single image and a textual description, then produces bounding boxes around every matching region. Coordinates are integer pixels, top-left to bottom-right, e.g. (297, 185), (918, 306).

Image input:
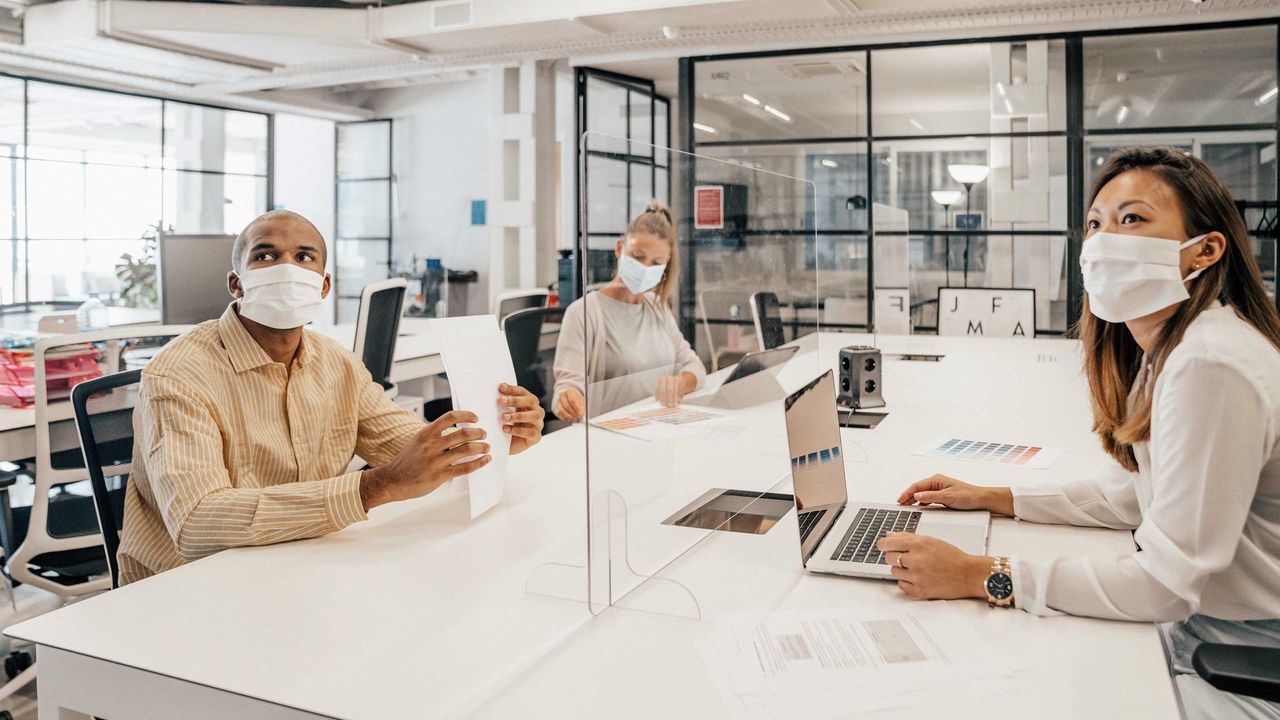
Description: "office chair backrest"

(493, 289), (550, 329)
(71, 369), (143, 590)
(353, 278), (407, 390)
(503, 306), (565, 409)
(13, 325), (192, 597)
(751, 292), (786, 351)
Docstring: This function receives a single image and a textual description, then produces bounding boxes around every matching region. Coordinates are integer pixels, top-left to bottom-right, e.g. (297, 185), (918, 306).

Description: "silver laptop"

(686, 346), (798, 410)
(785, 370), (990, 579)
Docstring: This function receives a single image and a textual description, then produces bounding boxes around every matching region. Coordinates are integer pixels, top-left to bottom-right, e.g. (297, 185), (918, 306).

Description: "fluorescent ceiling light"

(821, 159), (838, 168)
(994, 81), (1007, 97)
(764, 104), (791, 122)
(947, 164), (990, 185)
(909, 118), (924, 130)
(1257, 86), (1278, 106)
(742, 93), (761, 106)
(1003, 97), (1014, 115)
(1115, 102), (1130, 125)
(931, 190), (963, 206)
(692, 122), (717, 134)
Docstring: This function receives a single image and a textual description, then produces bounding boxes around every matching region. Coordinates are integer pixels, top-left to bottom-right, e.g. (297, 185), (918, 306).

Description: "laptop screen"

(784, 370), (849, 565)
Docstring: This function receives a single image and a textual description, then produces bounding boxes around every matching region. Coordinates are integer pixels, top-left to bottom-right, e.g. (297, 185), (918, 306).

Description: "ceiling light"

(661, 25), (680, 40)
(821, 159), (838, 168)
(909, 118), (923, 130)
(1116, 72), (1128, 83)
(764, 104), (791, 122)
(692, 122), (717, 134)
(994, 81), (1007, 98)
(1257, 86), (1278, 107)
(1002, 97), (1014, 115)
(931, 190), (963, 206)
(1115, 102), (1130, 125)
(742, 93), (760, 106)
(947, 164), (990, 185)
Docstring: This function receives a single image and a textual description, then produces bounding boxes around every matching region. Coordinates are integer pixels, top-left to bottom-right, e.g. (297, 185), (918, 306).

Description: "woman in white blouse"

(552, 200), (706, 421)
(877, 147), (1280, 718)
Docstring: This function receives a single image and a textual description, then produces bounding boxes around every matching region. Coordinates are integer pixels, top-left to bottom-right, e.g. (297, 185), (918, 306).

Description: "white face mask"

(235, 263), (327, 330)
(1079, 231), (1209, 323)
(617, 253), (667, 295)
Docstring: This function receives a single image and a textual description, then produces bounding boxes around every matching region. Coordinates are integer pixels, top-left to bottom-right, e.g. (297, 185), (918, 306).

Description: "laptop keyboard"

(797, 509), (826, 543)
(831, 508), (921, 565)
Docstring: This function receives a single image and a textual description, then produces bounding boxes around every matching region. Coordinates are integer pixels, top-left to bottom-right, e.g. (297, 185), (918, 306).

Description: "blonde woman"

(553, 200), (705, 421)
(877, 147), (1280, 719)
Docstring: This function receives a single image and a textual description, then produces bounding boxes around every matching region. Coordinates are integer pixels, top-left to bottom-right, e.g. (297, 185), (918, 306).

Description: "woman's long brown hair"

(1081, 147), (1280, 471)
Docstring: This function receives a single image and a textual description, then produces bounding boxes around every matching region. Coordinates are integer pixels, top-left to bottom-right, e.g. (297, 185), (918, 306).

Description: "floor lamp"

(931, 190), (962, 288)
(946, 164), (990, 288)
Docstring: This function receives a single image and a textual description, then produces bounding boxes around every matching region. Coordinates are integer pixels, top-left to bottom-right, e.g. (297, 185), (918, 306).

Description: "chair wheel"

(3, 650), (31, 680)
(0, 709), (12, 720)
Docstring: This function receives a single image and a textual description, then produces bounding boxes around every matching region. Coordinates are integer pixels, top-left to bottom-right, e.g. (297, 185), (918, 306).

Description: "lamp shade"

(931, 190), (963, 207)
(947, 164), (990, 185)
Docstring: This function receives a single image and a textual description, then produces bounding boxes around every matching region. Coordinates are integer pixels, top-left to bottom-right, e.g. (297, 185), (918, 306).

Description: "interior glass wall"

(683, 21), (1279, 336)
(0, 76), (270, 308)
(334, 119), (393, 323)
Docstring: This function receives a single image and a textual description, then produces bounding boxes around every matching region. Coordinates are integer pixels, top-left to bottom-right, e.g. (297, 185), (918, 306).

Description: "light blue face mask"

(617, 253), (667, 295)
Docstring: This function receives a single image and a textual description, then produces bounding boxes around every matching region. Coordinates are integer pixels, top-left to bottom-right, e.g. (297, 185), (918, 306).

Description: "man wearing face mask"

(551, 200), (705, 421)
(115, 210), (545, 585)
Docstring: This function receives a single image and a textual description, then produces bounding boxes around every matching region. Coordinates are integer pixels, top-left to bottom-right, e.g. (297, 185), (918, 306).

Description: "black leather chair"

(70, 369), (140, 590)
(750, 292), (786, 351)
(503, 306), (566, 429)
(1193, 642), (1280, 702)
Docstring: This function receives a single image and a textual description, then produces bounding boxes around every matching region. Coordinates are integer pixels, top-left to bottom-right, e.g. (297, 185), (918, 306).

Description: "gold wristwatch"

(985, 556), (1014, 608)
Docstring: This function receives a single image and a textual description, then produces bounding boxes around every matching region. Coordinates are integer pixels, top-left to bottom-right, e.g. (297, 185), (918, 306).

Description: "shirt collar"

(218, 303), (314, 373)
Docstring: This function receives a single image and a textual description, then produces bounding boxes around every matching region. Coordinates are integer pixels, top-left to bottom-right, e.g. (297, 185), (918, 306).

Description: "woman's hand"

(498, 383), (544, 455)
(876, 533), (993, 600)
(553, 387), (585, 423)
(896, 474), (1015, 516)
(655, 372), (698, 408)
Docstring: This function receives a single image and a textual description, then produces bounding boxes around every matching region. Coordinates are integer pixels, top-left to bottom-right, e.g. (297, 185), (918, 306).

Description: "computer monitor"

(158, 234), (237, 325)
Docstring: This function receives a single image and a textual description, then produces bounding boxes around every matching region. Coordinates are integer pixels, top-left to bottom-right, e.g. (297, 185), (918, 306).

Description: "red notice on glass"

(694, 185), (724, 230)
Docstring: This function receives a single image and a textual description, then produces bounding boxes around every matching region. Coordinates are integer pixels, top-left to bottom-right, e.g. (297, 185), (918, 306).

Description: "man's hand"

(360, 410), (489, 510)
(499, 383), (544, 455)
(554, 387), (585, 423)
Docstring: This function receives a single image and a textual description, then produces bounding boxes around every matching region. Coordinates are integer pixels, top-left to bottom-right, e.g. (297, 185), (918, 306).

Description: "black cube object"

(838, 346), (884, 410)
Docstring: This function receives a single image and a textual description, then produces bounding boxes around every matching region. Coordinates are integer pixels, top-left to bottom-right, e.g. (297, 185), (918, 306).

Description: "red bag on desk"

(0, 345), (103, 407)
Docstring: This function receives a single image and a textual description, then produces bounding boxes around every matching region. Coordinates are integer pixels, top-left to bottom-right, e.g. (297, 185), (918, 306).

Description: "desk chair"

(353, 278), (422, 419)
(493, 289), (549, 329)
(750, 292), (786, 352)
(698, 290), (754, 372)
(503, 306), (567, 431)
(1193, 643), (1280, 703)
(35, 314), (76, 334)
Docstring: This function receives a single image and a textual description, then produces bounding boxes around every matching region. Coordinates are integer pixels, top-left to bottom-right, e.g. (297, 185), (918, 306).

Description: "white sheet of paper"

(430, 315), (516, 518)
(911, 435), (1066, 470)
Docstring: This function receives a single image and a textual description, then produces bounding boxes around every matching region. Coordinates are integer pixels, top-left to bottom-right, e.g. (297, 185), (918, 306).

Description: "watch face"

(986, 572), (1013, 600)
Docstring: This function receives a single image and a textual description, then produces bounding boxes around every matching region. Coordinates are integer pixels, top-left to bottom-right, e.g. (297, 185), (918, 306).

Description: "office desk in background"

(9, 333), (1179, 720)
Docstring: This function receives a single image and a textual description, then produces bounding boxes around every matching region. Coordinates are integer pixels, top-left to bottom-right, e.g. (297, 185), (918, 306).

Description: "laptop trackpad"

(916, 517), (988, 554)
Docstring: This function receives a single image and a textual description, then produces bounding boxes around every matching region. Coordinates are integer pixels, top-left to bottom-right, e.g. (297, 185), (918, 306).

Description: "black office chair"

(1193, 642), (1280, 703)
(353, 278), (407, 393)
(503, 306), (566, 430)
(70, 369), (140, 590)
(750, 292), (786, 351)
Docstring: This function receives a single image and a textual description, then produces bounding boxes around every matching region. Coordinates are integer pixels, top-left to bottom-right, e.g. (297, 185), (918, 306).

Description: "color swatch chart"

(911, 437), (1065, 470)
(594, 406), (724, 441)
(790, 445), (842, 472)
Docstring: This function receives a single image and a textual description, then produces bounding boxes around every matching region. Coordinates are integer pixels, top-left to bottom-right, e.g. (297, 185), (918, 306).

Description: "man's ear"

(227, 270), (243, 300)
(321, 273), (331, 300)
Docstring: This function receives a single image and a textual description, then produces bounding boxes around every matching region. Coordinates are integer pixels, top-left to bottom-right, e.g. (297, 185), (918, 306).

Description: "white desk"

(7, 332), (1179, 719)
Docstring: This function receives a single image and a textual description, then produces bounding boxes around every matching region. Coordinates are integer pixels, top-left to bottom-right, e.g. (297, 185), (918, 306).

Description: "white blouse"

(1011, 303), (1280, 621)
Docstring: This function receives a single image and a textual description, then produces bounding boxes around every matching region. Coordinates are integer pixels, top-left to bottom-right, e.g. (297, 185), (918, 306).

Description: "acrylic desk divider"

(524, 132), (820, 619)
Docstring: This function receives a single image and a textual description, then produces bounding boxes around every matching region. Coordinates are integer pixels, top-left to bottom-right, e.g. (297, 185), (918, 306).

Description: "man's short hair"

(231, 210), (326, 273)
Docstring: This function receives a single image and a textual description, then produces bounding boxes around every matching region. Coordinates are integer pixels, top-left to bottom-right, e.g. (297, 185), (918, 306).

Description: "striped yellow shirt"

(118, 304), (423, 585)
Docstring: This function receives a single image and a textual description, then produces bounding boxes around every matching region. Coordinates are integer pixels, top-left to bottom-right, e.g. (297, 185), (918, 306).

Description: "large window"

(0, 76), (270, 307)
(682, 21), (1279, 336)
(334, 119), (392, 324)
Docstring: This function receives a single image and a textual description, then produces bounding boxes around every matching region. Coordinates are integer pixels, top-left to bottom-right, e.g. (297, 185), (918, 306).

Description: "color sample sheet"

(912, 436), (1065, 469)
(430, 315), (517, 518)
(593, 405), (725, 441)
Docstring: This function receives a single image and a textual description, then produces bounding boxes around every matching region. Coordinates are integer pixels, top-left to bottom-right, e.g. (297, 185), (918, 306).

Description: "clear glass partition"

(574, 132), (819, 616)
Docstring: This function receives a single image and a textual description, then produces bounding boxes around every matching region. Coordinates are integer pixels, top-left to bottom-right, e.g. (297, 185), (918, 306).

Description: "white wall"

(359, 80), (492, 314)
(272, 112), (337, 323)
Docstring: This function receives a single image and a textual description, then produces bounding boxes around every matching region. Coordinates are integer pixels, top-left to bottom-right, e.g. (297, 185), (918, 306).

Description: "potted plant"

(115, 223), (168, 309)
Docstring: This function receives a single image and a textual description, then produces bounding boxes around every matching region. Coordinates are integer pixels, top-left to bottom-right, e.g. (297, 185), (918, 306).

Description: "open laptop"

(687, 346), (798, 410)
(785, 370), (990, 578)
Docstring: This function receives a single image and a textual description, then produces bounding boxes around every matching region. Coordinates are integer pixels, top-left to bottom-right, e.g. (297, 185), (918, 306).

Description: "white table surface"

(6, 332), (1179, 719)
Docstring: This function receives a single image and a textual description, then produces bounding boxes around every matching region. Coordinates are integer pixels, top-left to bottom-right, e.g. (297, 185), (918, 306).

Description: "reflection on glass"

(27, 83), (161, 166)
(696, 52), (868, 141)
(336, 240), (390, 298)
(336, 121), (391, 180)
(1085, 130), (1276, 201)
(586, 154), (628, 237)
(701, 144), (870, 232)
(337, 180), (391, 238)
(873, 40), (1065, 136)
(1084, 27), (1277, 130)
(585, 78), (628, 150)
(164, 102), (268, 176)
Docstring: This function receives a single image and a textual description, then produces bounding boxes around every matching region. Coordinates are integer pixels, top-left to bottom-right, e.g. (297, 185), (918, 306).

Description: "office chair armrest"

(1192, 642), (1280, 703)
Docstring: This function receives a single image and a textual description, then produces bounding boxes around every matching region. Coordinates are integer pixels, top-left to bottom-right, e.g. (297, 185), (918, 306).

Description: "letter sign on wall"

(937, 287), (1035, 338)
